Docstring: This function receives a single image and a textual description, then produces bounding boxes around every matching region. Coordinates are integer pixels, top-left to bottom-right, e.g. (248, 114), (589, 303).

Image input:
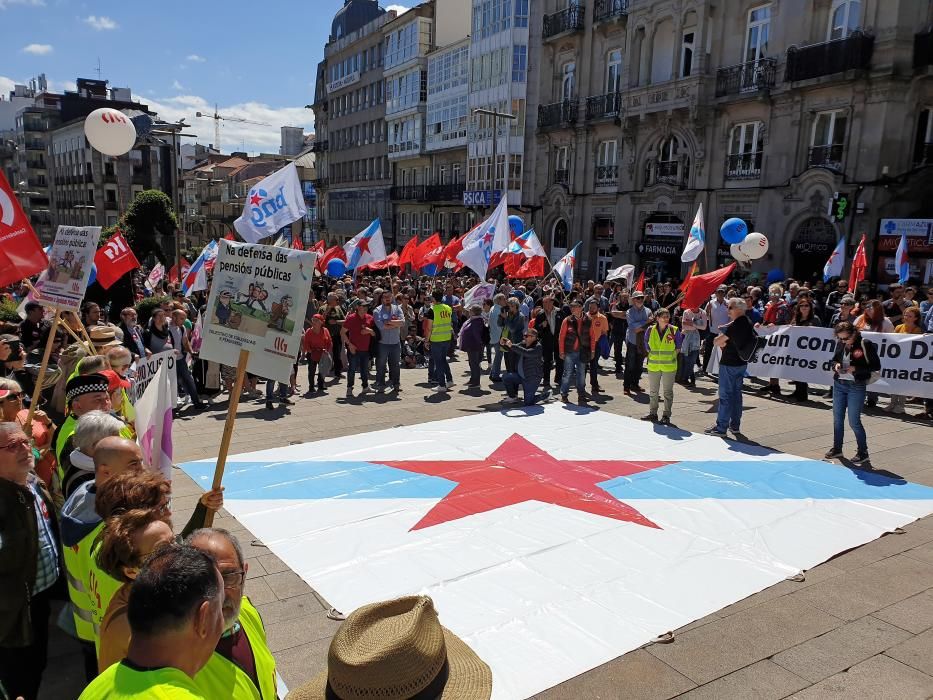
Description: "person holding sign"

(825, 321), (880, 466)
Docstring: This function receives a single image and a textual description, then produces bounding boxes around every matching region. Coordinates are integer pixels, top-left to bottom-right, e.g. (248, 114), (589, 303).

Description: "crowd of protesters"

(1, 265), (932, 698)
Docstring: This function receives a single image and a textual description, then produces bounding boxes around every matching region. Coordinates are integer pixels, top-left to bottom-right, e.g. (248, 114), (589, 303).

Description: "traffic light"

(831, 192), (850, 222)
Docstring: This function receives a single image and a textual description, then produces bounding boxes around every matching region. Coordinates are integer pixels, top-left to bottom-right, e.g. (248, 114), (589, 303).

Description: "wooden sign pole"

(203, 348), (249, 526)
(23, 309), (61, 433)
(59, 316), (95, 354)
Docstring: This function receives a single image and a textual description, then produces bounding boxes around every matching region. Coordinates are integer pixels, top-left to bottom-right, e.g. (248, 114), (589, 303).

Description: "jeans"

(677, 350), (699, 383)
(716, 364), (746, 432)
(503, 372), (546, 406)
(490, 343), (503, 379)
(466, 349), (483, 385)
(265, 379), (288, 401)
(560, 352), (586, 395)
(329, 330), (345, 376)
(347, 350), (370, 389)
(833, 379), (868, 454)
(648, 370), (676, 417)
(429, 340), (451, 387)
(177, 360), (202, 406)
(623, 342), (643, 389)
(376, 343), (401, 388)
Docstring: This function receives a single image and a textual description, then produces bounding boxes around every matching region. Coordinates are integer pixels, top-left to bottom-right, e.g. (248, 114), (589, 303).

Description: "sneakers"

(705, 426), (728, 436)
(432, 384), (449, 393)
(500, 396), (522, 405)
(824, 447), (843, 460)
(851, 452), (871, 466)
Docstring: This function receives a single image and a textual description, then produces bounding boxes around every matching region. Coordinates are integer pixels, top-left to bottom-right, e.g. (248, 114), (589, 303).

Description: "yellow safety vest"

(646, 324), (679, 373)
(79, 661), (206, 699)
(63, 520), (103, 643)
(194, 597), (278, 700)
(88, 535), (126, 654)
(55, 414), (77, 480)
(429, 304), (453, 342)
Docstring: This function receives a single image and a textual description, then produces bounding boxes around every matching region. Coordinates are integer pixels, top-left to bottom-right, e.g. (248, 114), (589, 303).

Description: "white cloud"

(171, 80), (185, 91)
(0, 76), (16, 95)
(385, 4), (410, 14)
(22, 43), (52, 55)
(84, 15), (118, 30)
(0, 0), (45, 8)
(186, 54), (206, 63)
(144, 93), (314, 154)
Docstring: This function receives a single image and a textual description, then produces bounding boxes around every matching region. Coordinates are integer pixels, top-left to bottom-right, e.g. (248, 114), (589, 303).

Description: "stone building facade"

(522, 0), (933, 285)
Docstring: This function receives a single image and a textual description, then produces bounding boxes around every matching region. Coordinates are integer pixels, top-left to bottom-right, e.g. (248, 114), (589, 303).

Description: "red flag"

(93, 232), (141, 290)
(504, 253), (523, 277)
(292, 236), (304, 250)
(442, 233), (467, 264)
(168, 260), (191, 284)
(413, 233), (442, 269)
(680, 261), (699, 297)
(680, 263), (736, 310)
(316, 245), (347, 274)
(311, 240), (326, 254)
(398, 236), (420, 267)
(848, 233), (867, 294)
(224, 232), (235, 241)
(361, 250), (400, 272)
(0, 170), (48, 287)
(634, 270), (645, 292)
(513, 256), (545, 279)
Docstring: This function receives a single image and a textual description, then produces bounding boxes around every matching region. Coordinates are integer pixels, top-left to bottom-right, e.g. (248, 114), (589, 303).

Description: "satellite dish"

(131, 114), (154, 137)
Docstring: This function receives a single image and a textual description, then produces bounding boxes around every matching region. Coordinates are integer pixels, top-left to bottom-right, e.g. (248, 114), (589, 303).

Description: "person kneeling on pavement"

(500, 328), (550, 406)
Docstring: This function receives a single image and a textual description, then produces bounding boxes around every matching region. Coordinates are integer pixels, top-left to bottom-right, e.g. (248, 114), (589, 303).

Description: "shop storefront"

(638, 216), (684, 282)
(876, 218), (933, 285)
(790, 217), (837, 283)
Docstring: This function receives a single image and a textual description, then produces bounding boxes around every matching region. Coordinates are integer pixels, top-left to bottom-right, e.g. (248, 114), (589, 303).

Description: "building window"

(561, 61), (575, 101)
(512, 45), (527, 83)
(422, 211), (431, 236)
(745, 5), (771, 67)
(401, 212), (409, 235)
(515, 0), (529, 27)
(828, 0), (861, 41)
(655, 135), (687, 185)
(554, 146), (570, 185)
(809, 110), (847, 170)
(606, 49), (622, 93)
(552, 219), (569, 250)
(681, 30), (695, 77)
(914, 107), (933, 165)
(596, 140), (618, 186)
(726, 122), (764, 178)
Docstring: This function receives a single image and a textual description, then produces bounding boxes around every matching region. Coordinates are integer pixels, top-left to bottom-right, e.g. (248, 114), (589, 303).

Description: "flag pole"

(23, 309), (60, 433)
(204, 348), (249, 527)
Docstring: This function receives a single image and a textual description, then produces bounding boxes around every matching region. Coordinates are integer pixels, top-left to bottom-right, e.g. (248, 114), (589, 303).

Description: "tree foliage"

(121, 190), (177, 264)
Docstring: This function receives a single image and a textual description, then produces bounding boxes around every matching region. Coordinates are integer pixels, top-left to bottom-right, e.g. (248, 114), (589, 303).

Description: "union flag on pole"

(93, 232), (141, 290)
(0, 170), (48, 287)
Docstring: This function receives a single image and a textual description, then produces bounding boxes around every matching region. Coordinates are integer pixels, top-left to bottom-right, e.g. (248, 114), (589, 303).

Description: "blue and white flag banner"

(182, 408), (933, 699)
(233, 163), (307, 243)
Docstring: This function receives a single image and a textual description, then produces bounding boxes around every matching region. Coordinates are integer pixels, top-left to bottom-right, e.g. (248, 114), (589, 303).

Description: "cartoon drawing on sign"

(215, 290), (233, 326)
(211, 277), (297, 339)
(267, 294), (292, 331)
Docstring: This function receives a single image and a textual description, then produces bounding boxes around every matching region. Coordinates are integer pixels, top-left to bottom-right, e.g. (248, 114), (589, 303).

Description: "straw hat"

(287, 596), (491, 700)
(87, 325), (123, 348)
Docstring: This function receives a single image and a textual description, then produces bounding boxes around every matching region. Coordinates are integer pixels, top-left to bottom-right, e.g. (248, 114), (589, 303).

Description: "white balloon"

(84, 108), (137, 156)
(731, 243), (751, 263)
(740, 232), (769, 260)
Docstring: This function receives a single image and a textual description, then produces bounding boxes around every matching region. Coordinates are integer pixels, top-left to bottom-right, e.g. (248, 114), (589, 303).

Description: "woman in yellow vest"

(642, 309), (682, 425)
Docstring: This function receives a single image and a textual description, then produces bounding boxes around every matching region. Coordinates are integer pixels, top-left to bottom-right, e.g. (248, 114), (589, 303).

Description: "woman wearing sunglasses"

(826, 321), (880, 466)
(0, 377), (57, 488)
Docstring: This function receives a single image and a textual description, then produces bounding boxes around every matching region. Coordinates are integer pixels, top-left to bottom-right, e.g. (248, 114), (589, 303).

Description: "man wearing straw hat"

(287, 596), (491, 700)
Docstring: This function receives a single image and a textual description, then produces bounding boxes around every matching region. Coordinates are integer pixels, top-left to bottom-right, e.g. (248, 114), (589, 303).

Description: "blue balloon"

(326, 258), (347, 277)
(766, 268), (786, 285)
(87, 263), (97, 288)
(720, 217), (748, 245)
(508, 215), (524, 238)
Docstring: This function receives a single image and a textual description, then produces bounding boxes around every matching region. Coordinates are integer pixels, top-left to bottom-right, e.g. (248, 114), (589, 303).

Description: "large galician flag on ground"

(182, 408), (933, 699)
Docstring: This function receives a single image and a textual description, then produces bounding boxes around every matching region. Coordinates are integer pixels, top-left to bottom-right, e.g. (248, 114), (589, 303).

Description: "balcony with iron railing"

(914, 142), (933, 165)
(538, 100), (578, 129)
(543, 5), (584, 40)
(594, 0), (627, 23)
(425, 183), (466, 201)
(390, 185), (426, 201)
(716, 58), (777, 97)
(785, 31), (873, 82)
(655, 160), (684, 186)
(585, 92), (622, 121)
(915, 30), (933, 69)
(594, 165), (618, 186)
(808, 144), (845, 171)
(553, 169), (570, 186)
(725, 152), (763, 179)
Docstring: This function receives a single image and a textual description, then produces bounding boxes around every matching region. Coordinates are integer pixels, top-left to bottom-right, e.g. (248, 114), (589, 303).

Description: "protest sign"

(131, 350), (178, 405)
(35, 225), (101, 311)
(134, 358), (174, 480)
(199, 239), (316, 383)
(463, 282), (496, 308)
(746, 326), (933, 399)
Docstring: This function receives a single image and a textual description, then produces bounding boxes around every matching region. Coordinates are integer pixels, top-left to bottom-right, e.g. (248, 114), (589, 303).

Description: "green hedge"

(135, 296), (170, 325)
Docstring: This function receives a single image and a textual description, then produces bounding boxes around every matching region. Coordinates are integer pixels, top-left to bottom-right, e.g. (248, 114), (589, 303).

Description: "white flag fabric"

(134, 358), (174, 480)
(457, 197), (512, 279)
(145, 263), (164, 292)
(233, 163), (307, 243)
(506, 230), (547, 258)
(605, 264), (635, 287)
(551, 242), (580, 292)
(681, 203), (705, 262)
(463, 282), (496, 308)
(344, 219), (388, 271)
(822, 237), (846, 282)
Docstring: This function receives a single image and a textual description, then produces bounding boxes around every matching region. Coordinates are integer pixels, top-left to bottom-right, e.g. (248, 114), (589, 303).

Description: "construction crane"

(195, 104), (271, 151)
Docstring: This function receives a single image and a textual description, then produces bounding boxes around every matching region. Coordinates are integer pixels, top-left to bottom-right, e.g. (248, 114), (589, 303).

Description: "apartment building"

(313, 0), (395, 244)
(523, 0), (933, 284)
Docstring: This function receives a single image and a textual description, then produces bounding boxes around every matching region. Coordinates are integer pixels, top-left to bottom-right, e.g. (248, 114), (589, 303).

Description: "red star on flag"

(249, 192), (262, 206)
(357, 235), (371, 254)
(378, 434), (673, 531)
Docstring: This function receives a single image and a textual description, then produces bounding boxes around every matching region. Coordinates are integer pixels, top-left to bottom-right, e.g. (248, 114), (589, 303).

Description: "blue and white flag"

(895, 232), (910, 284)
(457, 196), (512, 279)
(680, 203), (705, 262)
(506, 229), (547, 258)
(181, 240), (217, 295)
(552, 242), (580, 291)
(233, 163), (307, 243)
(823, 237), (846, 282)
(344, 219), (387, 271)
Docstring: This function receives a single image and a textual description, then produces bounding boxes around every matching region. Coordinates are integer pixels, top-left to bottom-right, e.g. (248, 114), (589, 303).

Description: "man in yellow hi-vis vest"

(424, 290), (453, 393)
(188, 529), (279, 700)
(643, 308), (682, 425)
(79, 544), (225, 699)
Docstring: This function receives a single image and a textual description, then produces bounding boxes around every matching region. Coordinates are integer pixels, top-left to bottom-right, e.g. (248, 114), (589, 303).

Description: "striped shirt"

(30, 478), (60, 593)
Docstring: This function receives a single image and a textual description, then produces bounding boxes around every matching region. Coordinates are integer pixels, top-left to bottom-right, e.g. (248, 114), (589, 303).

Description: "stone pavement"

(42, 359), (933, 700)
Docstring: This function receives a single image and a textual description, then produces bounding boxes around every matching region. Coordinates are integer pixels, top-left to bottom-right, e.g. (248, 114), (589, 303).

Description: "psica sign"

(249, 187), (290, 230)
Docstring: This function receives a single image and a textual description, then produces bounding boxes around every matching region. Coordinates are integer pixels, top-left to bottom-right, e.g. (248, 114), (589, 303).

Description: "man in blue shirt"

(373, 290), (404, 393)
(623, 292), (652, 394)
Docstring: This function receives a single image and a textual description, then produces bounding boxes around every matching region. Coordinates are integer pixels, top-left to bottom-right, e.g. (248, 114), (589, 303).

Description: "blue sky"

(0, 0), (410, 154)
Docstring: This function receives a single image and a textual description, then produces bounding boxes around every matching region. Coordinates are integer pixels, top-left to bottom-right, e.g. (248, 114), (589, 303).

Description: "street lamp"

(472, 107), (516, 204)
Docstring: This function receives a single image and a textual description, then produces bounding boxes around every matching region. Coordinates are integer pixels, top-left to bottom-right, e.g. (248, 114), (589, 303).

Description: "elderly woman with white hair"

(60, 410), (127, 500)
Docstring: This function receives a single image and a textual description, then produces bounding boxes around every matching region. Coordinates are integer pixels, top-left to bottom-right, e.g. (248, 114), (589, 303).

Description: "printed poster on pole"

(199, 240), (316, 384)
(131, 350), (178, 405)
(34, 225), (101, 311)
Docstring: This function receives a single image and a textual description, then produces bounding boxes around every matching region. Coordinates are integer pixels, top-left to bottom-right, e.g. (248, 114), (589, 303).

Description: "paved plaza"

(43, 359), (933, 699)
